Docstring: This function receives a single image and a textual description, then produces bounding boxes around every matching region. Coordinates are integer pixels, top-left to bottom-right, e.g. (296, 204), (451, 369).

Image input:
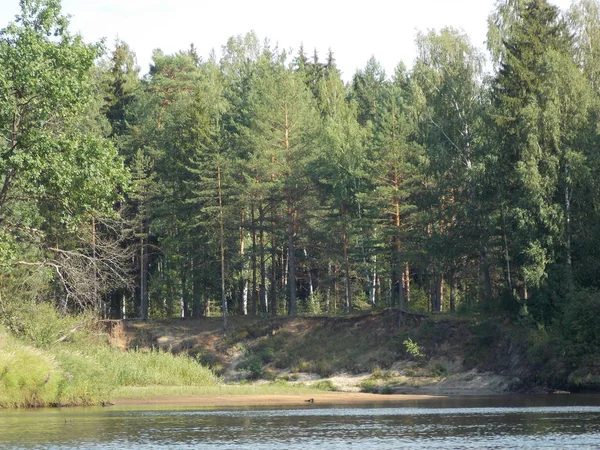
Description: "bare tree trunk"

(342, 220), (352, 314)
(501, 204), (512, 292)
(192, 258), (202, 318)
(240, 208), (248, 315)
(449, 271), (457, 312)
(121, 292), (127, 319)
(284, 104), (297, 317)
(564, 163), (573, 283)
(181, 271), (189, 318)
(251, 205), (257, 316)
(479, 237), (493, 301)
(287, 204), (297, 316)
(403, 262), (411, 304)
(140, 231), (148, 320)
(259, 204), (267, 315)
(270, 229), (278, 317)
(217, 162), (227, 331)
(326, 262), (332, 313)
(430, 270), (443, 313)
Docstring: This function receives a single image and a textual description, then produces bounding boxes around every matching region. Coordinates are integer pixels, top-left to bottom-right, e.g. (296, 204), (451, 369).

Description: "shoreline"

(112, 392), (445, 406)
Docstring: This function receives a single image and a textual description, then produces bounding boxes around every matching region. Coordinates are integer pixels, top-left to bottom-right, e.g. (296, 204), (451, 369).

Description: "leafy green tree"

(0, 0), (128, 310)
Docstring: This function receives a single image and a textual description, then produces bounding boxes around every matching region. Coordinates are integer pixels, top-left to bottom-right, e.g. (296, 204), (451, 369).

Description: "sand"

(113, 392), (443, 406)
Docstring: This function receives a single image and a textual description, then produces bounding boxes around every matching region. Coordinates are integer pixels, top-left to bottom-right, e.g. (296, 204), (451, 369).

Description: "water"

(2, 395), (600, 449)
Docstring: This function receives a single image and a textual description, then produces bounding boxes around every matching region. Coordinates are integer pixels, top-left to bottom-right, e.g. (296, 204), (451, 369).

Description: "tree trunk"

(140, 232), (148, 320)
(430, 270), (443, 313)
(479, 237), (493, 301)
(403, 262), (411, 304)
(270, 238), (278, 317)
(326, 262), (332, 313)
(449, 271), (457, 312)
(287, 203), (297, 316)
(181, 271), (190, 318)
(192, 258), (203, 318)
(342, 223), (353, 313)
(564, 162), (573, 284)
(217, 162), (227, 331)
(370, 262), (377, 307)
(501, 204), (513, 292)
(251, 205), (257, 316)
(240, 208), (248, 315)
(259, 204), (267, 315)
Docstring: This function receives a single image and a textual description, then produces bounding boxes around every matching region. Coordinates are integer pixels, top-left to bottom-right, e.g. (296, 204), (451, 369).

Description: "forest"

(1, 0), (600, 366)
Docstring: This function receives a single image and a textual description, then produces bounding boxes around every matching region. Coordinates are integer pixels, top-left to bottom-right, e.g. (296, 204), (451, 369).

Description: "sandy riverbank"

(113, 392), (444, 406)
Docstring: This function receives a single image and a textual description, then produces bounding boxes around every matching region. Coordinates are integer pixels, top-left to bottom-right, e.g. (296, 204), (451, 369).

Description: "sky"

(1, 0), (575, 81)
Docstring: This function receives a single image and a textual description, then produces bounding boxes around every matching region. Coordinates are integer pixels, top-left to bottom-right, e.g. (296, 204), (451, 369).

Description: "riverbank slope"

(111, 310), (557, 396)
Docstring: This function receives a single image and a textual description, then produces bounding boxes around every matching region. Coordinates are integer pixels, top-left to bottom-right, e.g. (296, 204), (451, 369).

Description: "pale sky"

(1, 0), (575, 81)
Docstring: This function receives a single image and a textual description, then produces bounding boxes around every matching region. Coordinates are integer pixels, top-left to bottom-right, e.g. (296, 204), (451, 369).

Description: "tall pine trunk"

(217, 162), (227, 331)
(259, 204), (267, 314)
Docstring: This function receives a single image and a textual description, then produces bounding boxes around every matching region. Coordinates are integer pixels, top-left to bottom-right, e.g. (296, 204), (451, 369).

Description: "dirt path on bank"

(113, 392), (444, 406)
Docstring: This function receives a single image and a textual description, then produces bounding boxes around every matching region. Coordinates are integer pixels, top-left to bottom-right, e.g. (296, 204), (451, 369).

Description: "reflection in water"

(1, 396), (600, 449)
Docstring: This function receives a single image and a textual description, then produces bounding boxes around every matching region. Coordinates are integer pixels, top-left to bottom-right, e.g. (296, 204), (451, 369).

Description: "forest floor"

(106, 310), (539, 397)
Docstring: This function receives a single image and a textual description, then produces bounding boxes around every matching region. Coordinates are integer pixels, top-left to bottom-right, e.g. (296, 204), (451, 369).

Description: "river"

(2, 395), (600, 449)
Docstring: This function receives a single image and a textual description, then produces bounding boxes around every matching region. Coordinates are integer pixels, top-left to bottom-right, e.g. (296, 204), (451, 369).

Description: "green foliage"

(311, 379), (338, 391)
(359, 379), (378, 393)
(237, 355), (265, 380)
(560, 289), (600, 363)
(2, 0), (600, 397)
(403, 338), (424, 359)
(0, 299), (93, 348)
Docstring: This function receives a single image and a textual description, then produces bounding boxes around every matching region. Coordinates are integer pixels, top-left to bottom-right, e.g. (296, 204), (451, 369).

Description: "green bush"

(311, 380), (338, 391)
(0, 300), (93, 349)
(359, 379), (378, 393)
(237, 355), (264, 380)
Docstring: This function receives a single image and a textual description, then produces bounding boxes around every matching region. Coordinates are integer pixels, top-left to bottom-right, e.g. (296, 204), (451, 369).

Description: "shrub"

(359, 379), (378, 393)
(403, 338), (424, 359)
(311, 380), (338, 391)
(0, 300), (94, 349)
(237, 355), (265, 380)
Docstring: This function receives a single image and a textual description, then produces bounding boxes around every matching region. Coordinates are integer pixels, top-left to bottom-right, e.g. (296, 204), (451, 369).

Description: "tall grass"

(0, 300), (218, 408)
(91, 346), (218, 386)
(0, 332), (63, 407)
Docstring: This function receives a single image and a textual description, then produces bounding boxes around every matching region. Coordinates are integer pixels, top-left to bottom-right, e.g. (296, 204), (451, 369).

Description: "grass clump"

(0, 332), (62, 407)
(359, 379), (393, 395)
(370, 366), (395, 380)
(93, 346), (219, 386)
(311, 379), (338, 391)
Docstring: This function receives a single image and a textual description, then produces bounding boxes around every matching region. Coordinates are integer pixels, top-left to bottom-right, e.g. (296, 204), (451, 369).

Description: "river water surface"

(2, 395), (600, 449)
